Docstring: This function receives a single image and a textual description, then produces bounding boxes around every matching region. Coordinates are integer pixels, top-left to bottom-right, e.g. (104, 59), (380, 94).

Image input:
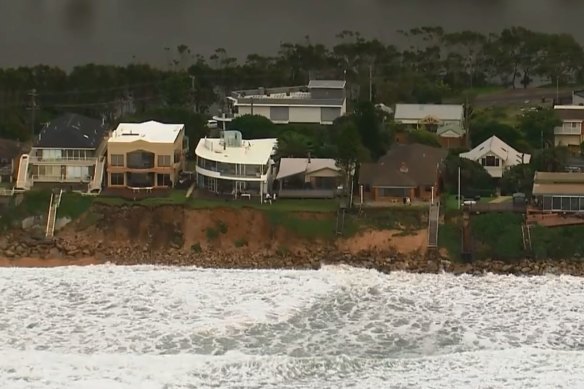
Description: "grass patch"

(266, 210), (336, 240)
(470, 213), (524, 261)
(58, 193), (94, 219)
(360, 207), (426, 232)
(531, 225), (584, 260)
(438, 222), (461, 261)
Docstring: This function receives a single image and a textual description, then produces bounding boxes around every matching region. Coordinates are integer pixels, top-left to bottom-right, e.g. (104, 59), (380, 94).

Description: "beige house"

(106, 121), (188, 188)
(553, 105), (584, 150)
(275, 157), (341, 198)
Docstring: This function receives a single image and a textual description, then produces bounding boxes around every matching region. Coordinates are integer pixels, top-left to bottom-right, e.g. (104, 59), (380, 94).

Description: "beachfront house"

(275, 157), (341, 198)
(459, 136), (531, 178)
(15, 113), (109, 192)
(106, 121), (188, 189)
(195, 130), (277, 198)
(358, 143), (447, 204)
(213, 80), (346, 128)
(532, 171), (584, 213)
(553, 105), (584, 150)
(394, 104), (466, 148)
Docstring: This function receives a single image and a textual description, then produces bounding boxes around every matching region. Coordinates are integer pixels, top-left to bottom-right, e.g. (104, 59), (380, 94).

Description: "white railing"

(0, 187), (14, 197)
(29, 156), (98, 163)
(554, 126), (581, 135)
(32, 175), (91, 183)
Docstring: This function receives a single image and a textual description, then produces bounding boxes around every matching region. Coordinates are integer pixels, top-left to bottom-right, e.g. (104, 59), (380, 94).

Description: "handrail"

(45, 193), (55, 237)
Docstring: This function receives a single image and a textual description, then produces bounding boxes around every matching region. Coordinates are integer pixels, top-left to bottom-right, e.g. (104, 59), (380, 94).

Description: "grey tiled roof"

(35, 113), (109, 149)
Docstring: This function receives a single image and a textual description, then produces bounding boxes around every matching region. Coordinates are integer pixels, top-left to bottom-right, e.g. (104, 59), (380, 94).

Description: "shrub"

(217, 220), (228, 234)
(206, 227), (219, 241)
(275, 245), (290, 257)
(191, 242), (202, 253)
(234, 238), (248, 248)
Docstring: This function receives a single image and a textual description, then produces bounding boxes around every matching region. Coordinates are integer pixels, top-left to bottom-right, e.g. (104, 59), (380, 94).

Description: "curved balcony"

(195, 165), (267, 182)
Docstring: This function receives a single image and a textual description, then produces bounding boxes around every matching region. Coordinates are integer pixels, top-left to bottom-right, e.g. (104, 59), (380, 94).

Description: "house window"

(158, 155), (171, 167)
(110, 173), (124, 186)
(157, 174), (171, 187)
(379, 187), (409, 197)
(126, 150), (155, 169)
(481, 156), (500, 167)
(111, 154), (124, 167)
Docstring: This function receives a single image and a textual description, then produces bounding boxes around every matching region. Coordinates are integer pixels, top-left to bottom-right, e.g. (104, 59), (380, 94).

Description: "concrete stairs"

(427, 203), (439, 248)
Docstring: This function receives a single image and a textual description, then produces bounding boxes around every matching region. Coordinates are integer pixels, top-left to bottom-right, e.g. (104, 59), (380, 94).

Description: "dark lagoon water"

(1, 0), (583, 67)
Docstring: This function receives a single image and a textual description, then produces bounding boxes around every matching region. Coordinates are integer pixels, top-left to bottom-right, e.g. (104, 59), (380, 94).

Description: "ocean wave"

(1, 265), (583, 388)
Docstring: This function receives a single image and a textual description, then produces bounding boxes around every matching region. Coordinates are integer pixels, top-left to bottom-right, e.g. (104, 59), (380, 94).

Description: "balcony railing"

(554, 126), (581, 135)
(32, 175), (92, 183)
(29, 156), (98, 164)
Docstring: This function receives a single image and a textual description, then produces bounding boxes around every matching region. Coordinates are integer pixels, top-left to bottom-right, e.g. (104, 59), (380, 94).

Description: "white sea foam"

(1, 265), (584, 388)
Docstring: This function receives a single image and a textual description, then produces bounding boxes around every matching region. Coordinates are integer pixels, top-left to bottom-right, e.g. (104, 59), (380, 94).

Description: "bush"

(217, 220), (228, 234)
(205, 227), (219, 241)
(275, 245), (290, 257)
(191, 242), (202, 253)
(234, 238), (248, 248)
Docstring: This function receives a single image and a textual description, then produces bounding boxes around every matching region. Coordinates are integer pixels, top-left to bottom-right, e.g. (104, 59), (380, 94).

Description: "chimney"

(308, 152), (311, 163)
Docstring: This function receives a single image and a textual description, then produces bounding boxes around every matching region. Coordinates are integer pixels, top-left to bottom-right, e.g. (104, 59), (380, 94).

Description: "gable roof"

(35, 113), (108, 149)
(109, 121), (184, 144)
(460, 136), (531, 165)
(394, 104), (464, 122)
(276, 158), (339, 180)
(554, 105), (584, 121)
(436, 122), (465, 137)
(359, 143), (448, 187)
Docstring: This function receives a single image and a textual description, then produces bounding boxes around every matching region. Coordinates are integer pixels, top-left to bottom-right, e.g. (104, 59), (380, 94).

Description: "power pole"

(369, 64), (373, 103)
(28, 89), (38, 135)
(189, 75), (196, 112)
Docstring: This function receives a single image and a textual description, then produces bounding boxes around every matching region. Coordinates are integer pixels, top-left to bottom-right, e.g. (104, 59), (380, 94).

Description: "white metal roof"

(109, 121), (184, 143)
(460, 136), (531, 165)
(554, 105), (584, 110)
(308, 80), (346, 89)
(276, 158), (339, 180)
(394, 104), (464, 122)
(195, 137), (277, 165)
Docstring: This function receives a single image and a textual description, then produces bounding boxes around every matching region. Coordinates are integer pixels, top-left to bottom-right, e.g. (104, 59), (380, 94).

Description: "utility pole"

(369, 64), (373, 103)
(189, 75), (196, 112)
(457, 166), (461, 209)
(28, 89), (37, 135)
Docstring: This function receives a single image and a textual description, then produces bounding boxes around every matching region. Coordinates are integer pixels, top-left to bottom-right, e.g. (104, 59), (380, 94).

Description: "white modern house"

(459, 136), (531, 178)
(213, 80), (346, 127)
(16, 113), (109, 193)
(194, 130), (277, 198)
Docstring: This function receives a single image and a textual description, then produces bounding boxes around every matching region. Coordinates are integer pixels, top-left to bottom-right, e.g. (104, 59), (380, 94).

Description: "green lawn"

(442, 194), (497, 211)
(95, 190), (340, 212)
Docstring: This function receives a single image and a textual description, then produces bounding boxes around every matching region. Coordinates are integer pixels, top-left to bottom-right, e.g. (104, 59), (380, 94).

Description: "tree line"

(1, 26), (583, 142)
